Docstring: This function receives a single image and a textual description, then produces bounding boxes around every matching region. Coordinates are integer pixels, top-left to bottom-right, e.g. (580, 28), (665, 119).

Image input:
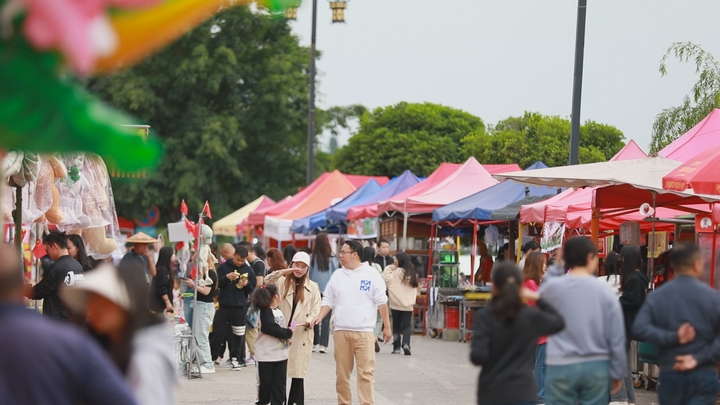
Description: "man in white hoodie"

(311, 240), (392, 405)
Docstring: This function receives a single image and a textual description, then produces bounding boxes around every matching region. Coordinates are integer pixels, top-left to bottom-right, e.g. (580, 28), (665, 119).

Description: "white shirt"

(322, 263), (388, 332)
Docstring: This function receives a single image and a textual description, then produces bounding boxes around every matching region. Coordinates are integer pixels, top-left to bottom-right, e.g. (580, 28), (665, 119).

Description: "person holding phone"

(263, 252), (321, 405)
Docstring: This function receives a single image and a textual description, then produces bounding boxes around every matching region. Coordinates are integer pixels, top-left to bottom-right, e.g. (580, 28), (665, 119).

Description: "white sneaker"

(312, 345), (318, 352)
(231, 358), (242, 371)
(219, 359), (233, 368)
(318, 345), (327, 353)
(609, 402), (628, 405)
(200, 365), (216, 374)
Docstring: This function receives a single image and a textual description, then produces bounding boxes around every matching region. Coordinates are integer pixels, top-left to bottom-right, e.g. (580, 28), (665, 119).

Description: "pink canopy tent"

(483, 164), (522, 174)
(659, 109), (720, 163)
(345, 163), (461, 221)
(377, 157), (498, 214)
(610, 140), (647, 161)
(248, 171), (387, 227)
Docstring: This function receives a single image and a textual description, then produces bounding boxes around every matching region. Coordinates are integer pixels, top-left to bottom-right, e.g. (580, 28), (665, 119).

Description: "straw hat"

(61, 264), (131, 313)
(125, 232), (157, 244)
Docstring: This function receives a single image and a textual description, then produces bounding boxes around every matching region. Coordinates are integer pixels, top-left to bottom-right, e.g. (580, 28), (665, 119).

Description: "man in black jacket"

(211, 245), (256, 370)
(634, 243), (720, 405)
(373, 239), (394, 270)
(24, 231), (84, 321)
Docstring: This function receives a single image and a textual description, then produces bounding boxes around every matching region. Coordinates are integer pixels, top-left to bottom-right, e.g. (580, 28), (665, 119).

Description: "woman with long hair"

(522, 252), (548, 404)
(599, 250), (621, 296)
(308, 233), (338, 353)
(382, 251), (418, 355)
(62, 259), (176, 404)
(150, 247), (175, 313)
(266, 248), (288, 273)
(471, 262), (564, 405)
(612, 245), (647, 405)
(67, 234), (92, 271)
(263, 252), (321, 405)
(283, 245), (297, 268)
(181, 248), (218, 374)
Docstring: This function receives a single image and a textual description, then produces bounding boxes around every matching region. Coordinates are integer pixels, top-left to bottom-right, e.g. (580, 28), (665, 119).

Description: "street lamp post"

(300, 0), (348, 186)
(568, 0), (587, 165)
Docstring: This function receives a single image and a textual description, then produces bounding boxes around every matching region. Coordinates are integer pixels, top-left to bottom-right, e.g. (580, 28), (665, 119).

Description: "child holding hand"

(251, 284), (294, 405)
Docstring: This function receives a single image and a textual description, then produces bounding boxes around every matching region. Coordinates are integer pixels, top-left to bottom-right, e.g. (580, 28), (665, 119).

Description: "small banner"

(541, 221), (565, 253)
(347, 218), (378, 240)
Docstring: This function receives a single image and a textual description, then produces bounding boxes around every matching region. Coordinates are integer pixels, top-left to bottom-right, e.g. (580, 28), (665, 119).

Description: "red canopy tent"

(659, 109), (720, 163)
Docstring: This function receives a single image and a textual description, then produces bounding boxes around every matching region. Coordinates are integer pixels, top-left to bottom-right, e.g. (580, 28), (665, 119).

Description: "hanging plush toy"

(196, 224), (217, 287)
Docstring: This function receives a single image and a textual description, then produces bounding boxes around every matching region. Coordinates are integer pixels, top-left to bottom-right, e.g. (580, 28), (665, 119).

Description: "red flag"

(180, 200), (189, 216)
(202, 201), (212, 219)
(184, 218), (197, 236)
(32, 240), (47, 259)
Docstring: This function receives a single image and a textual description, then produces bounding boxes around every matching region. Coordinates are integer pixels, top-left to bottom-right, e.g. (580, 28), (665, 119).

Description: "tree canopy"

(89, 7), (333, 222)
(461, 112), (625, 168)
(333, 102), (486, 177)
(650, 42), (720, 153)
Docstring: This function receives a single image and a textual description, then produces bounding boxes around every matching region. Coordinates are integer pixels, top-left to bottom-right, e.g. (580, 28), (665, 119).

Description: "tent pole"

(470, 221), (477, 283)
(14, 185), (22, 254)
(711, 231), (717, 289)
(591, 207), (600, 245)
(423, 223), (436, 337)
(648, 192), (657, 279)
(402, 212), (409, 251)
(516, 222), (522, 265)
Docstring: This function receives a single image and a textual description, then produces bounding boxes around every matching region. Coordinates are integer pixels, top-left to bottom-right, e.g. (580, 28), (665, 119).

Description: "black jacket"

(620, 270), (649, 341)
(30, 255), (84, 321)
(149, 265), (171, 312)
(216, 261), (256, 308)
(374, 254), (393, 270)
(471, 299), (564, 405)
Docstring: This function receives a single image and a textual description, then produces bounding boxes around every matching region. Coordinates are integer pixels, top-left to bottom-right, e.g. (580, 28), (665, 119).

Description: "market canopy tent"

(610, 140), (647, 161)
(329, 170), (420, 222)
(482, 164), (522, 174)
(490, 194), (558, 221)
(377, 157), (498, 215)
(264, 171), (378, 241)
(346, 164), (460, 220)
(432, 162), (558, 222)
(659, 109), (720, 163)
(247, 171), (387, 226)
(344, 174), (390, 188)
(213, 195), (275, 237)
(290, 179), (383, 234)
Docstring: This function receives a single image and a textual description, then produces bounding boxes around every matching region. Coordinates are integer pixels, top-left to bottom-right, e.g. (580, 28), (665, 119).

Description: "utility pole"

(569, 0), (587, 165)
(306, 0), (318, 185)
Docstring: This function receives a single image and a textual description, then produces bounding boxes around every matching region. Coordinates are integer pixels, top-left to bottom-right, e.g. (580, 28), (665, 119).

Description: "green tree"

(650, 42), (720, 153)
(461, 112), (624, 168)
(89, 7), (320, 222)
(333, 102), (485, 177)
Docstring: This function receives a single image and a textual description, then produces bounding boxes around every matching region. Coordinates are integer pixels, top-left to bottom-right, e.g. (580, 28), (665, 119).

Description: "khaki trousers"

(245, 326), (258, 357)
(333, 330), (376, 405)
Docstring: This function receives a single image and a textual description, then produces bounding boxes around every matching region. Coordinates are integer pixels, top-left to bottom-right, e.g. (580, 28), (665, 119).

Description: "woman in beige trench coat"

(264, 251), (321, 405)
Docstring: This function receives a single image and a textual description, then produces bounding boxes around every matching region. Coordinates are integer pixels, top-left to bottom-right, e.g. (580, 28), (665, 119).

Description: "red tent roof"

(270, 171), (358, 220)
(346, 163), (461, 220)
(659, 108), (720, 163)
(610, 140), (647, 161)
(377, 157), (498, 215)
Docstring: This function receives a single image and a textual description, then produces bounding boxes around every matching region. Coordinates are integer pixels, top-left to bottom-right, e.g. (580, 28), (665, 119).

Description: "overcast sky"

(289, 0), (720, 154)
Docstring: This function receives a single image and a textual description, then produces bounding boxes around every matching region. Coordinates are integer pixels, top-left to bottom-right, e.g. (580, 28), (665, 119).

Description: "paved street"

(177, 335), (659, 405)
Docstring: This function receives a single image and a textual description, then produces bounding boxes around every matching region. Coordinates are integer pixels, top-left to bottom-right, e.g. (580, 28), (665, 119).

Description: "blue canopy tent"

(431, 162), (558, 278)
(291, 170), (421, 235)
(291, 179), (382, 234)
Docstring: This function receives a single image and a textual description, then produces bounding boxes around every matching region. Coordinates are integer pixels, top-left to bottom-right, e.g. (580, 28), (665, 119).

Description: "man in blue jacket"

(634, 242), (720, 404)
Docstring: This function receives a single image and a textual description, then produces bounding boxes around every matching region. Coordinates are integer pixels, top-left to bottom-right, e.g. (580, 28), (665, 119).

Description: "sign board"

(620, 221), (641, 245)
(541, 221), (565, 253)
(167, 221), (194, 242)
(696, 215), (715, 233)
(347, 218), (378, 240)
(135, 226), (157, 237)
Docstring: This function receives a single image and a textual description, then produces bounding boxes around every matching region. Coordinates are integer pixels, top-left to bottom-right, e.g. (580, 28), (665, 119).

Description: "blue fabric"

(432, 162), (559, 222)
(610, 345), (635, 403)
(535, 343), (546, 402)
(658, 370), (718, 405)
(291, 178), (383, 234)
(0, 305), (138, 405)
(291, 170), (421, 234)
(546, 360), (610, 405)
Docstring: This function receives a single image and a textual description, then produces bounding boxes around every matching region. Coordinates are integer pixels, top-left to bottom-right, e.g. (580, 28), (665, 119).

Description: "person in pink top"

(523, 252), (548, 404)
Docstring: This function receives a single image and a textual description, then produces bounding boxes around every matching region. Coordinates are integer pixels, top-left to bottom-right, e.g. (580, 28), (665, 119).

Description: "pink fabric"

(659, 109), (720, 163)
(23, 0), (159, 75)
(609, 140), (648, 161)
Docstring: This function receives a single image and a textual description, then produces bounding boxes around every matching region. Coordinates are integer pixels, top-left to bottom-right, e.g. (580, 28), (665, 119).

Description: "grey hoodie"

(127, 322), (177, 405)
